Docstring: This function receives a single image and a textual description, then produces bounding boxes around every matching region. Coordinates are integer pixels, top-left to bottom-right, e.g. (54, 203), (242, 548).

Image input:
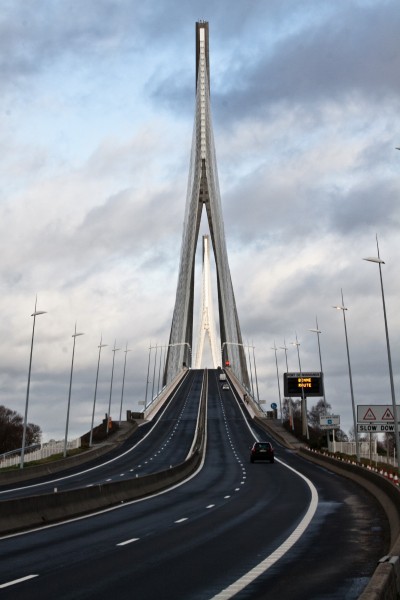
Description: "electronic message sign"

(283, 372), (323, 397)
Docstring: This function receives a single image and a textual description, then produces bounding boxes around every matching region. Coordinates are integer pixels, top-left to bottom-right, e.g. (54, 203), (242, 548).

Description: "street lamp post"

(251, 344), (260, 404)
(21, 298), (47, 469)
(246, 342), (255, 398)
(333, 290), (360, 462)
(119, 344), (131, 425)
(291, 334), (309, 439)
(280, 340), (294, 430)
(221, 341), (249, 394)
(89, 337), (108, 447)
(309, 317), (327, 411)
(309, 317), (331, 449)
(157, 345), (164, 396)
(271, 342), (282, 422)
(151, 344), (158, 404)
(64, 324), (84, 457)
(106, 341), (120, 434)
(144, 343), (152, 408)
(363, 239), (400, 474)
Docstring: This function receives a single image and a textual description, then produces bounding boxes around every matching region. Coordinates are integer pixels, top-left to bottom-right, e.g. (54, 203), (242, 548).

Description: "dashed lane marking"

(117, 538), (139, 546)
(0, 575), (39, 588)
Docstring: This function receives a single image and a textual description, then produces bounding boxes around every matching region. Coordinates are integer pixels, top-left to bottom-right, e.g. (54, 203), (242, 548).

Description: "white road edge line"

(0, 574), (39, 588)
(210, 458), (319, 599)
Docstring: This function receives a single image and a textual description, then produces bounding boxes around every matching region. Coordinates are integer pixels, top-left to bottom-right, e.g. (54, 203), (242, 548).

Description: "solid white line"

(0, 574), (39, 588)
(210, 459), (319, 599)
(117, 538), (139, 546)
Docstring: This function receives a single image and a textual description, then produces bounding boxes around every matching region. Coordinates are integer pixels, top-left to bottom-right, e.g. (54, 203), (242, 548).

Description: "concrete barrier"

(0, 448), (202, 535)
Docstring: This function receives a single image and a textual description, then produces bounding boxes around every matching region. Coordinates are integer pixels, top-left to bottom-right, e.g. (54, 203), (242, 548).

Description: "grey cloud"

(327, 181), (400, 235)
(211, 2), (400, 122)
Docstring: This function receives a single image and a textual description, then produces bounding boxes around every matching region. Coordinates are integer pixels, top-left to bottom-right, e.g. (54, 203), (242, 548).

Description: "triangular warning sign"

(363, 408), (376, 420)
(382, 408), (394, 421)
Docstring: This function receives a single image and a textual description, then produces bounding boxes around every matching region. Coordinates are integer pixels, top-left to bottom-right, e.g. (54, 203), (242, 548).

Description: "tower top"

(196, 21), (210, 92)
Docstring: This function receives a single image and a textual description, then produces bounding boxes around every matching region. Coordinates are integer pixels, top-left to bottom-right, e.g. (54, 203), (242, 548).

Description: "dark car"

(250, 441), (274, 463)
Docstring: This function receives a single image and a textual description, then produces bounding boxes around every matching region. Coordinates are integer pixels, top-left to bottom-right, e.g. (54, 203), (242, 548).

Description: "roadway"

(0, 369), (204, 498)
(0, 369), (389, 598)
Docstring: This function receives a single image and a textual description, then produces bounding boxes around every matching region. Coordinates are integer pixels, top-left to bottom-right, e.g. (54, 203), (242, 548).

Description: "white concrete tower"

(195, 235), (219, 368)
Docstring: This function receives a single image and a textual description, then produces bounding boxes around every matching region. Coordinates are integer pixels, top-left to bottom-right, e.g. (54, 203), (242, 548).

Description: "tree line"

(0, 405), (41, 455)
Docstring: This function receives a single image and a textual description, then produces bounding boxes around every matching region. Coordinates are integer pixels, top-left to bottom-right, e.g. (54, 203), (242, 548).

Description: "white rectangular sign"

(357, 404), (400, 424)
(357, 423), (398, 433)
(320, 415), (340, 427)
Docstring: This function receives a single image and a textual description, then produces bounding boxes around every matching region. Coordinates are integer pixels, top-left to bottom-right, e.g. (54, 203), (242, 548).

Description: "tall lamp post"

(119, 344), (131, 425)
(89, 337), (108, 447)
(309, 317), (331, 449)
(251, 344), (260, 404)
(21, 298), (47, 469)
(221, 341), (253, 399)
(151, 343), (158, 403)
(333, 289), (360, 462)
(309, 317), (327, 412)
(144, 343), (152, 408)
(106, 341), (120, 434)
(291, 334), (309, 439)
(64, 324), (84, 457)
(280, 340), (294, 430)
(363, 239), (400, 474)
(246, 342), (255, 398)
(271, 342), (282, 422)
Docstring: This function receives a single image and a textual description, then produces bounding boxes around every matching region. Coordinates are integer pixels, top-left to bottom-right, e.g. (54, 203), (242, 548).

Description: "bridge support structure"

(194, 235), (219, 368)
(164, 21), (249, 388)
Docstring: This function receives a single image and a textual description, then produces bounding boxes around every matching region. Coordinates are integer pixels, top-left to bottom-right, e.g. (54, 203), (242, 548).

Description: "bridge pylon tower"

(194, 235), (219, 369)
(164, 21), (250, 388)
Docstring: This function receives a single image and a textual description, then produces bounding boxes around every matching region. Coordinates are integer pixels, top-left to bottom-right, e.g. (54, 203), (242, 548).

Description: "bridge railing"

(0, 439), (81, 469)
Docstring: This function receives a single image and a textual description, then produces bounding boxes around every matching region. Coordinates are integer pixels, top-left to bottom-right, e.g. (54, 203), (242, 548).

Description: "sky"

(1, 0), (399, 443)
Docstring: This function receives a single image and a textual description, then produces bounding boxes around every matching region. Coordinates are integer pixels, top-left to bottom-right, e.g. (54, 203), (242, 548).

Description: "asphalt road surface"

(0, 369), (204, 498)
(0, 370), (389, 599)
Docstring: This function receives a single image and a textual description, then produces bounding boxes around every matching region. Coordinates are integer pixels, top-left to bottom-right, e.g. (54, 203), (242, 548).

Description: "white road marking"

(206, 504), (215, 509)
(0, 574), (39, 588)
(117, 538), (139, 546)
(175, 518), (188, 523)
(210, 459), (319, 599)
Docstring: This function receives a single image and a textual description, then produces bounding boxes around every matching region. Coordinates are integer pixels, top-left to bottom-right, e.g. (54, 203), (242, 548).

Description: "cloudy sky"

(1, 0), (399, 443)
